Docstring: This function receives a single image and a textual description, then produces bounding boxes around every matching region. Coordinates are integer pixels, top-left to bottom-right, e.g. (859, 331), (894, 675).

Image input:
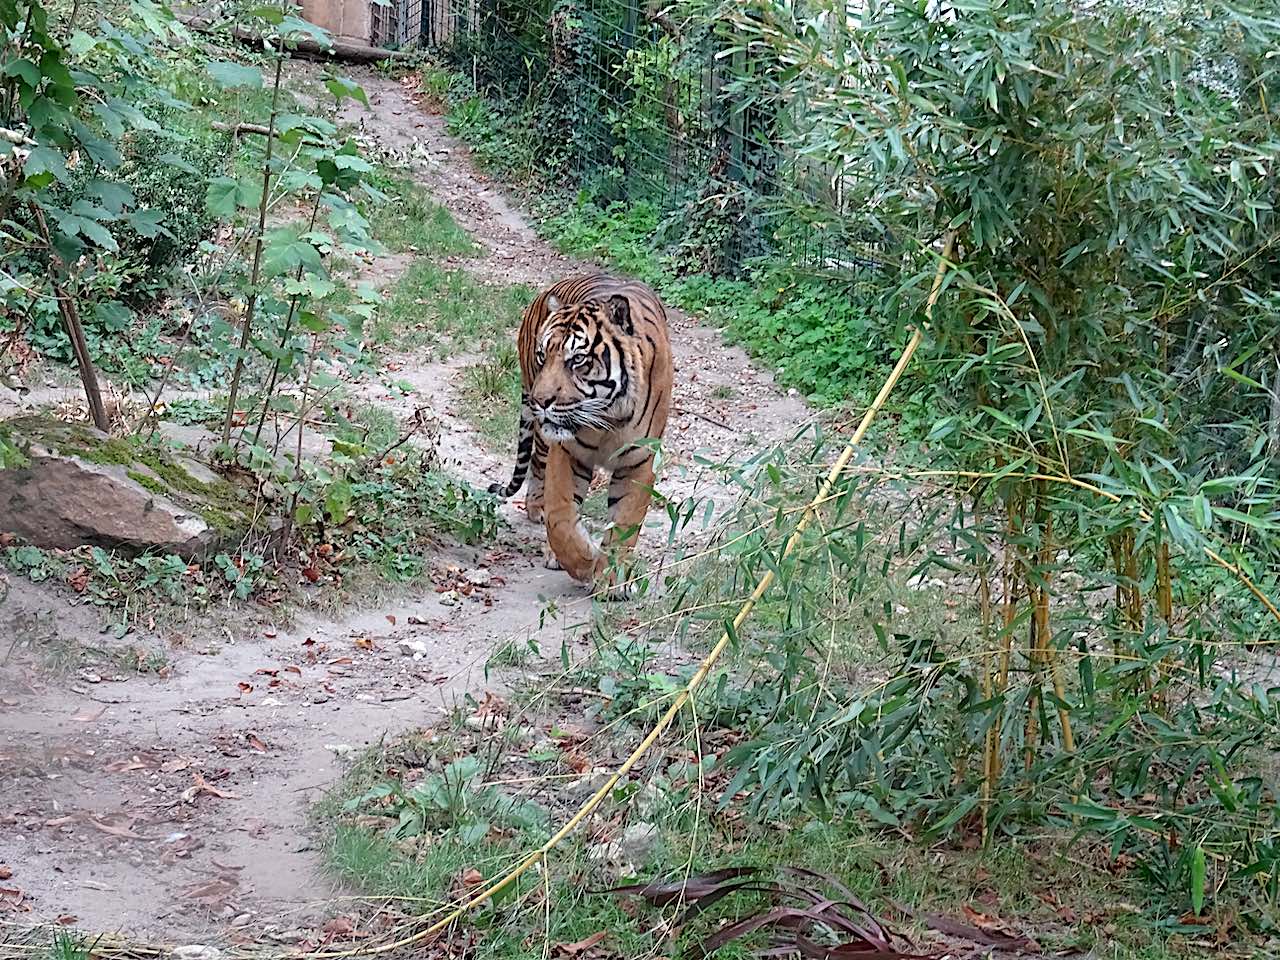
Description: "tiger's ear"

(546, 293), (562, 314)
(606, 295), (632, 334)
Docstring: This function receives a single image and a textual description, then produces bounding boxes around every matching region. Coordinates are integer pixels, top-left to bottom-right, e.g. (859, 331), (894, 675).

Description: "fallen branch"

(211, 120), (324, 147)
(0, 127), (34, 147)
(181, 16), (413, 64)
(673, 405), (732, 430)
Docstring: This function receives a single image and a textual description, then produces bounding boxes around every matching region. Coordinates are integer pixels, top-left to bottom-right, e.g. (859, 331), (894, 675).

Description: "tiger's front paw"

(542, 546), (563, 570)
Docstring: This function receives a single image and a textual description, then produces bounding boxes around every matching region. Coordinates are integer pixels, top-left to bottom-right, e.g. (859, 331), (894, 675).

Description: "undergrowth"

(374, 261), (532, 358)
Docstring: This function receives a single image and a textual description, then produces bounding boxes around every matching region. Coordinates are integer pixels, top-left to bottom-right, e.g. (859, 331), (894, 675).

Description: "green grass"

(374, 262), (532, 359)
(317, 727), (1193, 960)
(365, 173), (476, 256)
(326, 401), (401, 453)
(459, 341), (522, 449)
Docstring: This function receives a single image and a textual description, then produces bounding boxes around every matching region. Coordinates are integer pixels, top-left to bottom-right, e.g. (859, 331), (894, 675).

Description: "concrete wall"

(299, 0), (372, 45)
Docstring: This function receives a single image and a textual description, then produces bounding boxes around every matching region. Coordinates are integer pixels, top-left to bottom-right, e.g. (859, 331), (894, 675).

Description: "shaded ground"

(0, 65), (807, 940)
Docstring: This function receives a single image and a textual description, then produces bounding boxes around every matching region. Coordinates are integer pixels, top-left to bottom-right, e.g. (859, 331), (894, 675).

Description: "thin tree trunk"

(222, 55), (285, 445)
(30, 203), (109, 431)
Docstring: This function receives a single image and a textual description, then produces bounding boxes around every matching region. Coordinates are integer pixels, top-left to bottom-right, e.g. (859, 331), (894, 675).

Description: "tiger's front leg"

(543, 443), (599, 581)
(524, 435), (548, 523)
(594, 452), (656, 598)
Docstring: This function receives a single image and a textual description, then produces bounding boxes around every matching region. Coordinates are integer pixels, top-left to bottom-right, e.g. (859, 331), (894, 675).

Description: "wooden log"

(181, 16), (414, 64)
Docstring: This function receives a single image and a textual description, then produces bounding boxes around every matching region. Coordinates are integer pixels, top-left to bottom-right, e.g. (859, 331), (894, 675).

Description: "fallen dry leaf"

(354, 636), (375, 651)
(183, 877), (237, 905)
(246, 733), (269, 753)
(183, 771), (241, 803)
(462, 868), (484, 887)
(237, 682), (253, 695)
(284, 665), (302, 676)
(553, 931), (607, 956)
(0, 867), (11, 881)
(89, 816), (151, 841)
(104, 756), (149, 773)
(385, 614), (397, 626)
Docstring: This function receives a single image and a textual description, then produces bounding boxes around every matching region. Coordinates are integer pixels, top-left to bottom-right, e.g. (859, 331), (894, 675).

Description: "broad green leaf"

(1189, 845), (1206, 915)
(205, 60), (263, 90)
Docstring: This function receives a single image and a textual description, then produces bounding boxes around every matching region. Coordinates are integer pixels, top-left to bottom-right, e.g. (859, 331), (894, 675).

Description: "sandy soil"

(0, 66), (808, 942)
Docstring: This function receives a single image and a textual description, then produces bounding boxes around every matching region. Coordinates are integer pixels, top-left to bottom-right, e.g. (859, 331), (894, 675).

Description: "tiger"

(488, 274), (674, 594)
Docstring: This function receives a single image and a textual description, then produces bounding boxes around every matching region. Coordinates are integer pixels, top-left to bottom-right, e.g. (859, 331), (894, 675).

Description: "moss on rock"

(2, 415), (263, 544)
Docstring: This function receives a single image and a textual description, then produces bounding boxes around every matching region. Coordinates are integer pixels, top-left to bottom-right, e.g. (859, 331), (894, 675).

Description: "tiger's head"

(530, 293), (635, 443)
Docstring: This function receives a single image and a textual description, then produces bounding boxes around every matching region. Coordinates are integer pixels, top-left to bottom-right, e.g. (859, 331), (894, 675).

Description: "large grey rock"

(0, 416), (254, 560)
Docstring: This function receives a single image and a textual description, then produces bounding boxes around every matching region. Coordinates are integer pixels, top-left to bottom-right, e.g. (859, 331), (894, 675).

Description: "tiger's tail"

(488, 394), (535, 498)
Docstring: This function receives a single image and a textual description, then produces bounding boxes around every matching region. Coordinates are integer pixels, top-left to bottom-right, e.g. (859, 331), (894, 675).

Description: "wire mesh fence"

(373, 0), (876, 277)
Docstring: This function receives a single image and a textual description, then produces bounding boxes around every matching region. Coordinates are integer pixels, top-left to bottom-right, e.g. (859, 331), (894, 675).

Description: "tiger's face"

(530, 293), (633, 443)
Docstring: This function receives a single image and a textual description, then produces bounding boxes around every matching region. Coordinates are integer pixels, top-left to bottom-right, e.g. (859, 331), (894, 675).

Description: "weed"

(459, 342), (521, 449)
(374, 262), (532, 358)
(326, 401), (401, 453)
(46, 930), (90, 960)
(486, 637), (537, 670)
(364, 173), (476, 256)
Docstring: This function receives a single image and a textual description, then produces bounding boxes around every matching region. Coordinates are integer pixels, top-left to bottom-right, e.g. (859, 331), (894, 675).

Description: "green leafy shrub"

(116, 117), (230, 275)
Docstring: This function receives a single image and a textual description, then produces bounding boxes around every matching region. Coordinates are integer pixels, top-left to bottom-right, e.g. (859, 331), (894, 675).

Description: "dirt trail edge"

(0, 66), (807, 940)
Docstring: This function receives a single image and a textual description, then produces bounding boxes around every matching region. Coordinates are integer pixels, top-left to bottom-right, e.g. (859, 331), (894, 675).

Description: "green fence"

(391, 0), (878, 277)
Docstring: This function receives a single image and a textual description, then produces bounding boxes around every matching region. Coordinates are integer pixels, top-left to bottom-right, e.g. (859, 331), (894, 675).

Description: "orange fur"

(489, 274), (673, 595)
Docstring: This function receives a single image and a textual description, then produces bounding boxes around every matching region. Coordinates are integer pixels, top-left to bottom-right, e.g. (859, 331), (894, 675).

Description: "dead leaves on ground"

(603, 865), (1049, 958)
(182, 771), (240, 803)
(552, 930), (609, 957)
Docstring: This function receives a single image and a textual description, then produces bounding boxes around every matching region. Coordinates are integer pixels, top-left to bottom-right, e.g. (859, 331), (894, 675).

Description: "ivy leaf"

(24, 146), (68, 183)
(87, 180), (135, 215)
(72, 215), (119, 252)
(205, 60), (263, 90)
(206, 176), (260, 217)
(278, 14), (333, 48)
(158, 151), (199, 175)
(3, 58), (42, 87)
(127, 208), (170, 239)
(331, 154), (373, 172)
(324, 480), (352, 524)
(324, 75), (370, 107)
(206, 177), (240, 218)
(246, 4), (286, 24)
(68, 30), (100, 57)
(71, 120), (122, 168)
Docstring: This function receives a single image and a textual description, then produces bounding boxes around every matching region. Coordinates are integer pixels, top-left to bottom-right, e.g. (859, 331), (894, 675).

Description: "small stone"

(587, 840), (622, 864)
(438, 590), (461, 607)
(231, 913), (253, 928)
(174, 946), (222, 960)
(398, 639), (430, 657)
(325, 743), (355, 758)
(568, 767), (613, 796)
(311, 693), (332, 704)
(463, 567), (491, 587)
(619, 822), (658, 864)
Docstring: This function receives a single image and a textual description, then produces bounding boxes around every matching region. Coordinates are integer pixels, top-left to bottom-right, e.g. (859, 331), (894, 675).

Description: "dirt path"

(0, 67), (807, 941)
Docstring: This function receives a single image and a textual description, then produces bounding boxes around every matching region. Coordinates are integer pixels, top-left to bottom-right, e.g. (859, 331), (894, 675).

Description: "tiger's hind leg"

(543, 443), (599, 581)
